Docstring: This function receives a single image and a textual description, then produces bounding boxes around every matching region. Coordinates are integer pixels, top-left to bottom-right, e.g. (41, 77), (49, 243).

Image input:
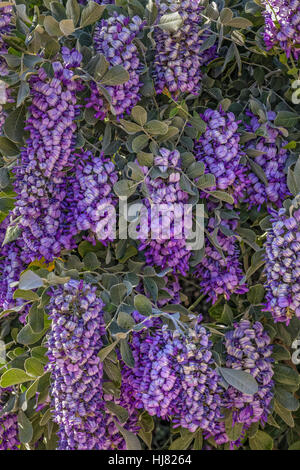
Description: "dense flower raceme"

(212, 321), (274, 448)
(0, 5), (13, 133)
(194, 108), (248, 203)
(73, 151), (118, 243)
(13, 53), (83, 262)
(0, 388), (20, 450)
(244, 110), (290, 209)
(194, 216), (248, 303)
(263, 0), (300, 60)
(264, 201), (300, 324)
(153, 0), (217, 96)
(122, 318), (223, 435)
(46, 280), (107, 450)
(0, 217), (28, 317)
(93, 13), (144, 117)
(137, 148), (192, 276)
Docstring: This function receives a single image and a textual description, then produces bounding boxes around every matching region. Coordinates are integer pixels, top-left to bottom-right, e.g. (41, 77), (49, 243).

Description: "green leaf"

(110, 283), (127, 305)
(247, 284), (265, 304)
(80, 1), (105, 27)
(0, 136), (19, 156)
(100, 66), (129, 86)
(114, 179), (137, 197)
(18, 410), (33, 444)
(188, 114), (207, 134)
(274, 400), (294, 427)
(0, 197), (14, 212)
(106, 402), (129, 425)
(275, 387), (299, 411)
(24, 357), (44, 378)
(227, 17), (253, 28)
(17, 324), (47, 346)
(144, 120), (169, 135)
(249, 431), (273, 450)
(19, 270), (43, 290)
(114, 421), (142, 450)
(66, 0), (80, 25)
(225, 413), (243, 441)
(209, 190), (234, 205)
(132, 106), (147, 126)
(98, 341), (119, 362)
(134, 294), (152, 316)
(50, 1), (67, 20)
(59, 19), (75, 35)
(83, 251), (99, 270)
(17, 81), (30, 107)
(196, 173), (216, 189)
(127, 162), (144, 181)
(289, 441), (300, 450)
(187, 162), (205, 179)
(158, 12), (183, 33)
(118, 311), (135, 330)
(0, 368), (33, 387)
(169, 433), (194, 450)
(13, 289), (39, 301)
(120, 339), (135, 368)
(273, 364), (300, 387)
(137, 151), (153, 167)
(275, 111), (299, 128)
(132, 134), (149, 153)
(218, 367), (259, 395)
(220, 7), (233, 25)
(143, 277), (158, 302)
(119, 119), (142, 134)
(4, 105), (26, 143)
(43, 15), (61, 36)
(28, 304), (44, 333)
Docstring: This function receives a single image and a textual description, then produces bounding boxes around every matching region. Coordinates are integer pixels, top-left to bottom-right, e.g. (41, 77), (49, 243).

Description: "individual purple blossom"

(137, 148), (192, 276)
(93, 13), (144, 117)
(212, 320), (274, 449)
(244, 110), (290, 209)
(0, 387), (20, 450)
(262, 0), (300, 60)
(73, 151), (118, 243)
(194, 108), (248, 203)
(153, 0), (217, 96)
(194, 217), (248, 303)
(13, 52), (83, 262)
(46, 280), (107, 450)
(264, 202), (300, 324)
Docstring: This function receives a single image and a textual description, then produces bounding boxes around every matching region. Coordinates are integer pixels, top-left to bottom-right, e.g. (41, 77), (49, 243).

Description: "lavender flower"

(0, 387), (20, 450)
(153, 0), (217, 96)
(194, 108), (248, 203)
(93, 13), (144, 116)
(46, 280), (107, 450)
(264, 201), (300, 324)
(263, 0), (300, 60)
(194, 217), (248, 303)
(212, 321), (274, 448)
(245, 110), (290, 209)
(73, 151), (118, 243)
(13, 52), (83, 262)
(137, 148), (192, 276)
(122, 320), (223, 435)
(0, 5), (12, 77)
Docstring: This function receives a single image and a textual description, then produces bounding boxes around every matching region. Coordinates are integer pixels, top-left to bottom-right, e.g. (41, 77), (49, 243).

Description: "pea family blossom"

(46, 280), (107, 450)
(194, 217), (248, 303)
(137, 148), (192, 276)
(245, 110), (290, 209)
(93, 13), (144, 116)
(264, 201), (300, 324)
(153, 0), (217, 95)
(263, 0), (300, 59)
(13, 53), (83, 262)
(122, 320), (223, 435)
(194, 108), (248, 203)
(212, 320), (274, 448)
(0, 388), (20, 450)
(0, 5), (12, 133)
(73, 151), (118, 242)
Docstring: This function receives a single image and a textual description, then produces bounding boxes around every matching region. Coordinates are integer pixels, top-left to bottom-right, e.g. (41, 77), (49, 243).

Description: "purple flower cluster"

(153, 0), (216, 96)
(264, 203), (300, 324)
(213, 321), (274, 448)
(0, 5), (12, 76)
(138, 148), (192, 276)
(93, 13), (144, 116)
(245, 110), (290, 209)
(73, 151), (118, 242)
(122, 320), (223, 435)
(263, 0), (300, 59)
(194, 217), (248, 303)
(46, 280), (107, 450)
(0, 387), (20, 450)
(13, 53), (83, 262)
(0, 217), (28, 318)
(194, 108), (248, 203)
